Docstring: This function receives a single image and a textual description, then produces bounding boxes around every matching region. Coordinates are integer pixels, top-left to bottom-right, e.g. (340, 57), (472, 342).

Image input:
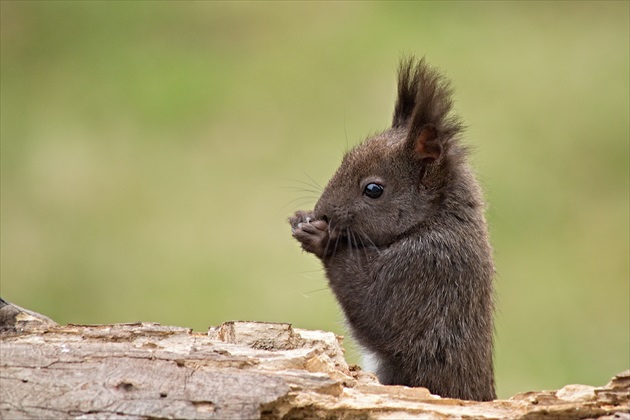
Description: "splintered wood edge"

(1, 300), (628, 419)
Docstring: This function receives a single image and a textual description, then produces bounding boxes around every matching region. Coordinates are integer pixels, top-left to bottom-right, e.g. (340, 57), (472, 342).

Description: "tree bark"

(0, 299), (628, 419)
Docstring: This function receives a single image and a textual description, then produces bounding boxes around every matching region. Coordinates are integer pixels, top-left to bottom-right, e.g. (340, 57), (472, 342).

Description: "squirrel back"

(290, 57), (496, 401)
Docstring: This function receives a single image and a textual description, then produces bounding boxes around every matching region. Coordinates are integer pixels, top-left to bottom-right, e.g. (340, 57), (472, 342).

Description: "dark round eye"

(363, 183), (384, 199)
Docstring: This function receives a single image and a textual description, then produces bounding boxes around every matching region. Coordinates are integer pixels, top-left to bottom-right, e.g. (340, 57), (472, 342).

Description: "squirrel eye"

(364, 183), (384, 199)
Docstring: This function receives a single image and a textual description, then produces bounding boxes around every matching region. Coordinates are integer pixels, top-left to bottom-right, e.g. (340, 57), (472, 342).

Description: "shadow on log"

(0, 299), (628, 419)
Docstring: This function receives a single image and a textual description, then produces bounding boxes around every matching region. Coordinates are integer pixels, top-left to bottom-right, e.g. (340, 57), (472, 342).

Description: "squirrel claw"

(289, 210), (330, 258)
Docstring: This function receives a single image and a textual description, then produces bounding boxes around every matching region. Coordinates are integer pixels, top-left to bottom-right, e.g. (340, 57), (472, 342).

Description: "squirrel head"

(313, 57), (470, 247)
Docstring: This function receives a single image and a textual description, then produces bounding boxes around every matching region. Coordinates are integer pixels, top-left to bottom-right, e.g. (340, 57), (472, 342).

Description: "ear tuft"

(392, 56), (419, 128)
(393, 56), (465, 162)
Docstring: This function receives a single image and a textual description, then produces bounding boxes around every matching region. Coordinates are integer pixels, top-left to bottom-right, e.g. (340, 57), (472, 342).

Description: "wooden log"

(0, 300), (628, 419)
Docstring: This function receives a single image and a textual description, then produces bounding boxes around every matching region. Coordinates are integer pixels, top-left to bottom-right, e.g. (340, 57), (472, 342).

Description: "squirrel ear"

(394, 56), (464, 162)
(408, 124), (442, 161)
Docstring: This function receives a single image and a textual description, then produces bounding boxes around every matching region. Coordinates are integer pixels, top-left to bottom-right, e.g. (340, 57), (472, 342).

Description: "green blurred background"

(1, 1), (628, 398)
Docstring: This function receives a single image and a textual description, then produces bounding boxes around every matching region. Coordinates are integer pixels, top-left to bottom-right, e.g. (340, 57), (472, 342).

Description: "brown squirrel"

(289, 57), (496, 401)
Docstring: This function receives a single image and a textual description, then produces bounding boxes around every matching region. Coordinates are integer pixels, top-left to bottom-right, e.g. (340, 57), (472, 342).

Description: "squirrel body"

(290, 57), (496, 401)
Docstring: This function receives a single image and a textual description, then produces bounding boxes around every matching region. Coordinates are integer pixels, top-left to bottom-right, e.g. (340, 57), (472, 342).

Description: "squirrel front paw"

(289, 210), (332, 259)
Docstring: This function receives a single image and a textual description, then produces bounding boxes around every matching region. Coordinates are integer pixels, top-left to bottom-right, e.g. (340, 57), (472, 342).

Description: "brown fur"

(289, 57), (496, 401)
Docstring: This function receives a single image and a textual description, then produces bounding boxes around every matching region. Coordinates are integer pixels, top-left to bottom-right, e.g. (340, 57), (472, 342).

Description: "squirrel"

(289, 57), (496, 401)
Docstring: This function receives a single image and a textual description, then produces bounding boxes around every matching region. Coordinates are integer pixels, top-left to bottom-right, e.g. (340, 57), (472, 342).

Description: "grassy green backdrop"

(1, 1), (628, 398)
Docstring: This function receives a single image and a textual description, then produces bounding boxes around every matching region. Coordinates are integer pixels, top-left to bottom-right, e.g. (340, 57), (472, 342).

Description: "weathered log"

(0, 300), (628, 419)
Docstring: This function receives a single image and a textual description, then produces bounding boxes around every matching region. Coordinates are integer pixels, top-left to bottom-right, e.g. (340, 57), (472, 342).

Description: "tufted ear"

(394, 56), (464, 162)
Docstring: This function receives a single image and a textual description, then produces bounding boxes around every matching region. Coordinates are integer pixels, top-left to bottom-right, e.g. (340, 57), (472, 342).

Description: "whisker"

(322, 226), (334, 258)
(357, 228), (380, 254)
(286, 177), (322, 190)
(331, 230), (341, 257)
(296, 269), (325, 274)
(348, 229), (359, 260)
(282, 186), (322, 195)
(282, 196), (317, 206)
(276, 197), (317, 216)
(353, 229), (361, 249)
(356, 231), (372, 262)
(346, 229), (356, 261)
(302, 172), (324, 192)
(354, 229), (366, 249)
(286, 177), (322, 193)
(300, 287), (329, 298)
